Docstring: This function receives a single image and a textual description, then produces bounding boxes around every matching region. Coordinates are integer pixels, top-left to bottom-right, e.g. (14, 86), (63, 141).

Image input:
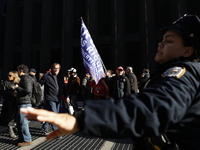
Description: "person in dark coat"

(13, 64), (33, 146)
(39, 63), (68, 136)
(29, 68), (37, 82)
(81, 72), (91, 100)
(110, 66), (131, 99)
(105, 70), (113, 95)
(21, 14), (200, 150)
(125, 66), (138, 93)
(0, 71), (20, 138)
(66, 67), (80, 111)
(138, 68), (150, 91)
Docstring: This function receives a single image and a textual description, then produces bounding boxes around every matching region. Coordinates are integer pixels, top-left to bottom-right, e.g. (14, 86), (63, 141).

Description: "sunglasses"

(8, 75), (12, 77)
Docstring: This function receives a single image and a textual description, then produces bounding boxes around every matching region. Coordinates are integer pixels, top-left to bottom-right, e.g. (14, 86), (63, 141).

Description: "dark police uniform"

(75, 57), (200, 150)
(74, 14), (200, 150)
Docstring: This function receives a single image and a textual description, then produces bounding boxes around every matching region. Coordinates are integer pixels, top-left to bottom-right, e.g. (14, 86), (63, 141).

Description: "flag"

(80, 18), (106, 84)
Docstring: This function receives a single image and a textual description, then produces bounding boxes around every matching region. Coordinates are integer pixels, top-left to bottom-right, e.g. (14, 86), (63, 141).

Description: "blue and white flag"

(80, 18), (106, 84)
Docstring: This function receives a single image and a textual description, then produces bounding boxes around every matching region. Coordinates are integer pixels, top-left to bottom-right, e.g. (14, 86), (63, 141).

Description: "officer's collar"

(151, 57), (188, 76)
(158, 57), (189, 67)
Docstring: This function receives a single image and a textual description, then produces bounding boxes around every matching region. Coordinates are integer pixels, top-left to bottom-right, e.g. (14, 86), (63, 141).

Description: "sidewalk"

(0, 99), (133, 150)
(0, 120), (133, 150)
(0, 98), (7, 133)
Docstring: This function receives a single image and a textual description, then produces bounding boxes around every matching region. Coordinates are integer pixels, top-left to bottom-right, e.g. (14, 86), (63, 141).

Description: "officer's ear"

(183, 47), (194, 57)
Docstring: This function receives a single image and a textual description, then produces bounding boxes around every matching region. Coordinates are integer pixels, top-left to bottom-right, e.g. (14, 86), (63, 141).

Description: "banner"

(80, 19), (106, 84)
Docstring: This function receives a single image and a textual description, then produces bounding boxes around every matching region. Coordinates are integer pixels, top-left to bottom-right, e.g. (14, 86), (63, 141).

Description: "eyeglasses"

(8, 75), (12, 77)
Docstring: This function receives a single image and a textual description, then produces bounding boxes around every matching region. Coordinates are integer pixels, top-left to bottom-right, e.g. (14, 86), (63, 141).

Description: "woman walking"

(0, 71), (20, 138)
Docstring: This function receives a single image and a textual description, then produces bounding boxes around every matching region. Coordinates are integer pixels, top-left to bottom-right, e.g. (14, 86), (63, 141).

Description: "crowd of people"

(1, 14), (200, 149)
(0, 50), (151, 147)
(0, 62), (147, 147)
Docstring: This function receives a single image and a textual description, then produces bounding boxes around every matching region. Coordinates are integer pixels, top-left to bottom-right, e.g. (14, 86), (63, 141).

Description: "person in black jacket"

(39, 63), (67, 136)
(66, 67), (80, 111)
(29, 68), (37, 82)
(81, 72), (91, 100)
(110, 66), (131, 99)
(125, 66), (138, 93)
(0, 71), (20, 138)
(138, 68), (150, 91)
(13, 64), (33, 147)
(21, 14), (200, 150)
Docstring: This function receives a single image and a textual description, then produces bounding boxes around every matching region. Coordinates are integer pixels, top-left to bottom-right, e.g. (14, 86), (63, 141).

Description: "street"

(0, 100), (133, 150)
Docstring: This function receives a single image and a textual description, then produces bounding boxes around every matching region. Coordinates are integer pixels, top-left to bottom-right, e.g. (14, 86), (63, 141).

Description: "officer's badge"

(162, 66), (186, 78)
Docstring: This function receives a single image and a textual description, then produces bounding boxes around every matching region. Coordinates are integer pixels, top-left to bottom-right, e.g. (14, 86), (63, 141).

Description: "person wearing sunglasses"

(0, 71), (20, 138)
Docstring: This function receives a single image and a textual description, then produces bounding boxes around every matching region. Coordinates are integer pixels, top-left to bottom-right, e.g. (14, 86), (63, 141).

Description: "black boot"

(8, 126), (17, 138)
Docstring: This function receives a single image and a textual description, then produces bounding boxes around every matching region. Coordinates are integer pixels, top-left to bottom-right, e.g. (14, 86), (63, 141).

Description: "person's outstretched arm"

(20, 107), (80, 140)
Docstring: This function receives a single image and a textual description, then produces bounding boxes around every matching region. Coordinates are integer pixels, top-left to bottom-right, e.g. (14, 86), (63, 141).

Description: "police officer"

(21, 14), (200, 150)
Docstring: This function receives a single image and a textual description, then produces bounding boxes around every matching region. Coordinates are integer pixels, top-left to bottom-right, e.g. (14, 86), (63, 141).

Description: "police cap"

(161, 14), (200, 51)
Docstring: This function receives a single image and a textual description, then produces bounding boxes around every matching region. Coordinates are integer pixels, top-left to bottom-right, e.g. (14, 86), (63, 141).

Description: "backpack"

(29, 77), (43, 107)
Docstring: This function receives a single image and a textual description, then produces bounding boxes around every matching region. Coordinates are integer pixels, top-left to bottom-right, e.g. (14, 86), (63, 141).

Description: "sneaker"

(42, 127), (50, 135)
(18, 141), (32, 147)
(44, 131), (51, 135)
(43, 128), (51, 135)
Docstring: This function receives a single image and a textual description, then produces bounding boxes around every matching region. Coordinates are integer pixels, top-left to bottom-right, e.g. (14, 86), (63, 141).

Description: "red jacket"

(90, 78), (109, 99)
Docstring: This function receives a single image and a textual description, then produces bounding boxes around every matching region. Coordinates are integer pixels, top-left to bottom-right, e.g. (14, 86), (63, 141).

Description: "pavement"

(0, 99), (133, 150)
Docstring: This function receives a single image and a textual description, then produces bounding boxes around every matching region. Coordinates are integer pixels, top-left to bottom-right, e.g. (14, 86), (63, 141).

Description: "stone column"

(40, 0), (53, 71)
(111, 0), (126, 68)
(21, 0), (33, 66)
(3, 0), (17, 78)
(139, 0), (156, 70)
(62, 0), (74, 75)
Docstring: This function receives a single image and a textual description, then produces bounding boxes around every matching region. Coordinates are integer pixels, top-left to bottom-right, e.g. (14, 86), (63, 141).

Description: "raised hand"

(20, 107), (80, 140)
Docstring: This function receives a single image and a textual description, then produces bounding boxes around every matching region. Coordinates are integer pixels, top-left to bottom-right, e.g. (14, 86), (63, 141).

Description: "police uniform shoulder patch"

(162, 66), (186, 78)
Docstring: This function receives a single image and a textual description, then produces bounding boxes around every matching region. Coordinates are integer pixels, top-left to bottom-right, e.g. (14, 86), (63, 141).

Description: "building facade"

(1, 0), (200, 79)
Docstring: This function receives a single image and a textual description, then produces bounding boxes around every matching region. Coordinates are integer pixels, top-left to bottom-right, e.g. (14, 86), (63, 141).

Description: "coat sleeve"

(16, 76), (33, 97)
(124, 76), (131, 96)
(38, 74), (46, 86)
(0, 81), (14, 96)
(75, 68), (198, 139)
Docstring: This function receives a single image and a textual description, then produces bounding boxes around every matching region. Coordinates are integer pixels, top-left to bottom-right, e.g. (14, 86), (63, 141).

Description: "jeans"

(42, 100), (60, 131)
(16, 104), (32, 142)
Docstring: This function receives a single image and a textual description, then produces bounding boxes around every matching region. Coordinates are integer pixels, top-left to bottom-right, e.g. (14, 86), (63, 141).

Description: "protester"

(21, 14), (200, 149)
(90, 77), (109, 99)
(29, 68), (37, 81)
(39, 63), (67, 137)
(81, 72), (91, 100)
(66, 67), (80, 111)
(125, 66), (138, 93)
(138, 68), (150, 90)
(109, 66), (131, 99)
(0, 71), (20, 138)
(13, 64), (33, 146)
(105, 69), (114, 97)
